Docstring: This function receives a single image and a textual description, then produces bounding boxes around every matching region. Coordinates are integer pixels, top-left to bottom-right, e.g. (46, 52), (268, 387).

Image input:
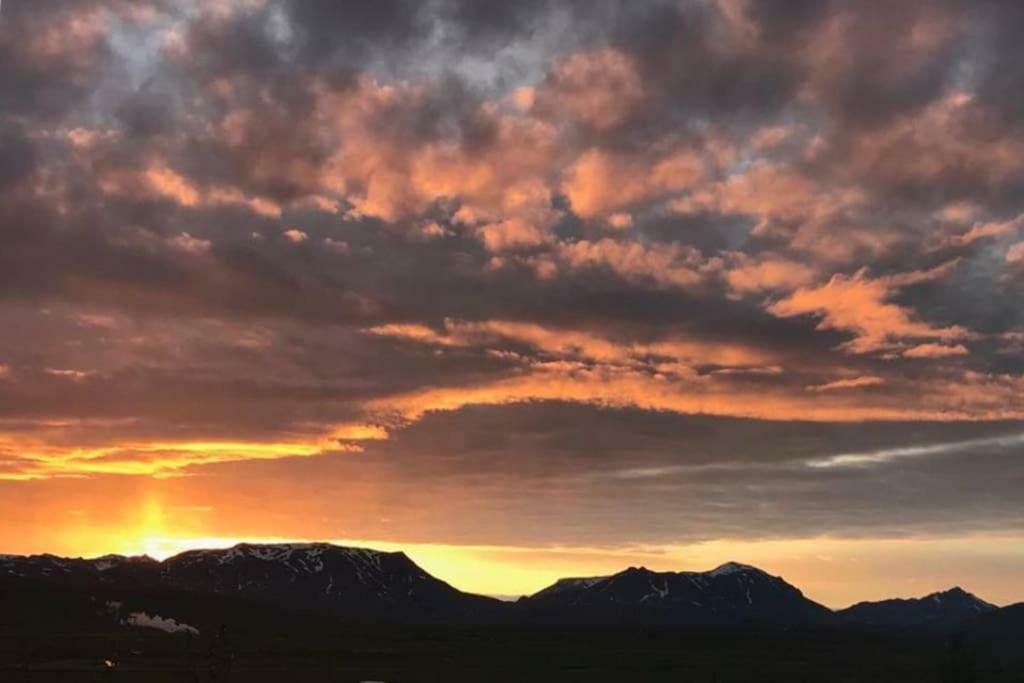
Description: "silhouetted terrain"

(837, 587), (997, 627)
(1, 544), (503, 627)
(1, 543), (1022, 681)
(518, 562), (832, 626)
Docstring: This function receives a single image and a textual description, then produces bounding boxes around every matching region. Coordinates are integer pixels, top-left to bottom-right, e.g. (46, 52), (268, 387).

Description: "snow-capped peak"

(925, 586), (995, 610)
(708, 562), (761, 578)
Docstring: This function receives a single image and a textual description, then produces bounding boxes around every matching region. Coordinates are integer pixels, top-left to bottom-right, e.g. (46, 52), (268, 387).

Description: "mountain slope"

(837, 587), (996, 627)
(161, 543), (501, 620)
(967, 602), (1024, 669)
(0, 552), (160, 585)
(0, 543), (504, 629)
(519, 562), (832, 626)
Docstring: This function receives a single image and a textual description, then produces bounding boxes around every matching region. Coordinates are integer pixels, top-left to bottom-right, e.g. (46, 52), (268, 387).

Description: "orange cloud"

(0, 436), (326, 480)
(767, 268), (970, 354)
(562, 148), (705, 218)
(356, 319), (1024, 430)
(21, 5), (109, 62)
(902, 343), (969, 359)
(167, 232), (212, 255)
(807, 376), (885, 392)
(365, 362), (1021, 429)
(544, 48), (645, 130)
(365, 323), (454, 346)
(101, 164), (282, 217)
(674, 162), (871, 262)
(146, 166), (201, 206)
(940, 214), (1023, 248)
(319, 77), (561, 245)
(725, 255), (817, 295)
(1006, 242), (1024, 265)
(551, 239), (711, 289)
(367, 319), (775, 370)
(607, 213), (633, 230)
(844, 91), (1024, 191)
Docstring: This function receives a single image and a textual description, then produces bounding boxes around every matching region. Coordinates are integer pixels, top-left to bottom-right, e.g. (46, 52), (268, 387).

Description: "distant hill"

(518, 562), (832, 626)
(836, 587), (996, 627)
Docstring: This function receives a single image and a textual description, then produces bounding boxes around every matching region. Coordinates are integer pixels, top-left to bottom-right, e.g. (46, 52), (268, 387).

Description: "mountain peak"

(708, 561), (763, 578)
(620, 565), (654, 576)
(523, 560), (829, 625)
(926, 586), (994, 609)
(839, 585), (997, 626)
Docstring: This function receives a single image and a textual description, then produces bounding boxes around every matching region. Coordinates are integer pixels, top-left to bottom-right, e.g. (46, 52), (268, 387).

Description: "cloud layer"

(2, 0), (1024, 558)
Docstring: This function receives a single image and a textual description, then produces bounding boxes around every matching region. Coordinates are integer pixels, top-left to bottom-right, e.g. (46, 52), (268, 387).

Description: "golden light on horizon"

(25, 505), (1024, 608)
(54, 494), (175, 560)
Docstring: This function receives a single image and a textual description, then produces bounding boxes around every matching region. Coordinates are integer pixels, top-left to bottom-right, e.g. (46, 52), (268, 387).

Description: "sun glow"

(34, 514), (1024, 607)
(0, 437), (327, 479)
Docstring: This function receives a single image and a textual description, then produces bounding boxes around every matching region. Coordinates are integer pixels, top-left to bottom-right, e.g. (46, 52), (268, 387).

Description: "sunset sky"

(2, 0), (1024, 608)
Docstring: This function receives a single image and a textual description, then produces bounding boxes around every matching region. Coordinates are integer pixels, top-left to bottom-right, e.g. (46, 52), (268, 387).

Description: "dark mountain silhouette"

(2, 545), (1018, 640)
(971, 601), (1024, 633)
(518, 562), (832, 626)
(161, 543), (502, 620)
(0, 552), (160, 585)
(966, 602), (1024, 667)
(837, 587), (996, 627)
(0, 543), (504, 630)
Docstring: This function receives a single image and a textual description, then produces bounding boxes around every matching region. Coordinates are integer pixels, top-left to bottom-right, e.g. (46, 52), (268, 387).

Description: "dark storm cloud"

(619, 2), (803, 124)
(170, 402), (1024, 546)
(0, 1), (110, 120)
(368, 402), (1023, 476)
(0, 122), (35, 190)
(969, 0), (1024, 122)
(281, 0), (429, 64)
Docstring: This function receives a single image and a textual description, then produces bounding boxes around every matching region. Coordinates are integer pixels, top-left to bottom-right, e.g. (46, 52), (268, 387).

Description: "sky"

(1, 0), (1024, 608)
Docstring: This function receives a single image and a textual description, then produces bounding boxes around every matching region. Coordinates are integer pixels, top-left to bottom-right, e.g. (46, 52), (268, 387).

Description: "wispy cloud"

(807, 433), (1024, 469)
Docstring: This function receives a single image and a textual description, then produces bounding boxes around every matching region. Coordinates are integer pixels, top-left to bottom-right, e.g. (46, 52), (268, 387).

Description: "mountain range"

(0, 543), (1014, 636)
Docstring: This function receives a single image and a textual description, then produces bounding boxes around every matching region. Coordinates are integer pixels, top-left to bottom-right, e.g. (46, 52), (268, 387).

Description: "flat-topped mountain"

(837, 586), (996, 627)
(162, 543), (500, 619)
(0, 543), (503, 628)
(519, 562), (832, 626)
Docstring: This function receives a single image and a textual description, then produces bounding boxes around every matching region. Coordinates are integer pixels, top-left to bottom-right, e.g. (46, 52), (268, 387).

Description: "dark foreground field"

(1, 627), (1021, 683)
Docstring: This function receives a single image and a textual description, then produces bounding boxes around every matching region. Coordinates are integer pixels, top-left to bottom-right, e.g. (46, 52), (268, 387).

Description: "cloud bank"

(1, 0), (1024, 551)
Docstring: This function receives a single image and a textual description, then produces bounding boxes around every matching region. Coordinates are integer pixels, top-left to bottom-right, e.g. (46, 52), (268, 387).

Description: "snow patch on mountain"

(708, 562), (761, 578)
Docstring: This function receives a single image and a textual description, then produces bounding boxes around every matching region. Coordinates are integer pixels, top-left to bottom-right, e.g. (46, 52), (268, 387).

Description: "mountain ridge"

(0, 543), (1006, 633)
(836, 585), (997, 627)
(0, 542), (504, 629)
(518, 562), (832, 626)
